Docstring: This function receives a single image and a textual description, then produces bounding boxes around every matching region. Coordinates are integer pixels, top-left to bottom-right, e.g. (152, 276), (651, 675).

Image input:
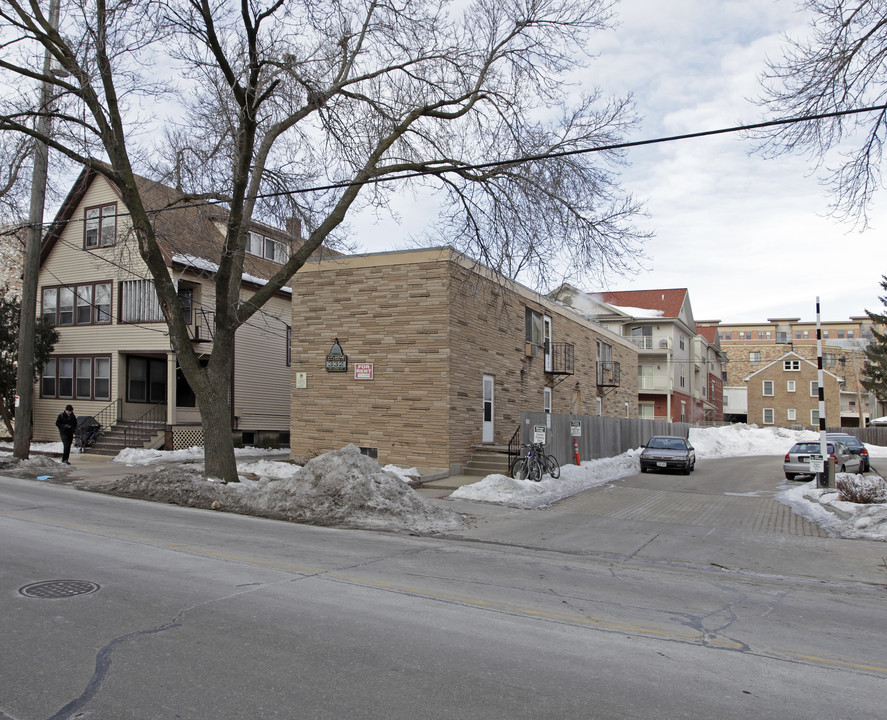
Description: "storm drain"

(19, 580), (100, 599)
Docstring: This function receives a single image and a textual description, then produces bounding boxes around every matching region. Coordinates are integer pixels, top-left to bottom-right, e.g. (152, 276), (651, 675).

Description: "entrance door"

(482, 375), (494, 443)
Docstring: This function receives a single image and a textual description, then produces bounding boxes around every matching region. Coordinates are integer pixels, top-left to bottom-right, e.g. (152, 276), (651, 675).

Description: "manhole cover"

(19, 580), (100, 599)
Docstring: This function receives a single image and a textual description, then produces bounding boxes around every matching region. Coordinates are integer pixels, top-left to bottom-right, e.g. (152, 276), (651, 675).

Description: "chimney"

(285, 217), (302, 240)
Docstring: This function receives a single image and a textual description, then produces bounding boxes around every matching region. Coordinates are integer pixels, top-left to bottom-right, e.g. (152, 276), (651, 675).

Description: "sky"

(349, 0), (887, 324)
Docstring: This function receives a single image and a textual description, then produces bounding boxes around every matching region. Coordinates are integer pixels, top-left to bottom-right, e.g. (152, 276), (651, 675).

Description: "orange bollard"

(573, 438), (581, 465)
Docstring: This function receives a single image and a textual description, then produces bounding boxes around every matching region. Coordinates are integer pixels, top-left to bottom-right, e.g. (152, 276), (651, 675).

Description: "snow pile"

(689, 424), (818, 458)
(87, 445), (466, 534)
(778, 477), (887, 541)
(451, 451), (641, 509)
(113, 445), (286, 466)
(0, 454), (67, 477)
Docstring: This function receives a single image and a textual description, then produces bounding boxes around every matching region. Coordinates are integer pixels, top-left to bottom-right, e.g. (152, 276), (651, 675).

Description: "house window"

(810, 381), (818, 397)
(763, 408), (774, 424)
(286, 325), (292, 367)
(543, 387), (552, 414)
(763, 380), (774, 396)
(784, 360), (800, 371)
(803, 330), (809, 339)
(638, 365), (654, 390)
(121, 280), (164, 323)
(127, 356), (166, 403)
(639, 403), (655, 419)
(525, 308), (543, 346)
(680, 401), (686, 423)
(679, 336), (685, 350)
(776, 332), (788, 343)
(848, 330), (854, 339)
(42, 283), (112, 326)
(178, 288), (193, 325)
(823, 353), (836, 368)
(724, 332), (732, 340)
(787, 408), (796, 421)
(787, 380), (796, 392)
(838, 330), (845, 338)
(766, 331), (771, 340)
(40, 355), (111, 400)
(84, 204), (117, 248)
(811, 409), (820, 425)
(823, 330), (829, 338)
(247, 231), (287, 263)
(680, 367), (685, 388)
(749, 351), (761, 364)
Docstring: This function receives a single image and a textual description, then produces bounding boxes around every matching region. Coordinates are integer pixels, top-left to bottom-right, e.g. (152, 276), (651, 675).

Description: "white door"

(482, 375), (494, 443)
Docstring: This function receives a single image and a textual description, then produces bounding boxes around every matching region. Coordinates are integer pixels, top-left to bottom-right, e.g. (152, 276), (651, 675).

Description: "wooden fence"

(518, 413), (694, 464)
(826, 426), (887, 446)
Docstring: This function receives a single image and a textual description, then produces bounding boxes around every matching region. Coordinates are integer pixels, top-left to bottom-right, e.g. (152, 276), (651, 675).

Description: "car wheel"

(682, 465), (691, 475)
(640, 466), (647, 473)
(785, 472), (796, 480)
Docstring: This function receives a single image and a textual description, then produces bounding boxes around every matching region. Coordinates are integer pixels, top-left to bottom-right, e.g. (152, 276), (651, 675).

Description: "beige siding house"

(33, 167), (299, 449)
(289, 248), (639, 473)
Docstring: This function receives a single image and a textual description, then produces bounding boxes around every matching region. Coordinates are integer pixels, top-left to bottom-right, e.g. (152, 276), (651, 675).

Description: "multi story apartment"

(552, 287), (726, 424)
(697, 317), (880, 427)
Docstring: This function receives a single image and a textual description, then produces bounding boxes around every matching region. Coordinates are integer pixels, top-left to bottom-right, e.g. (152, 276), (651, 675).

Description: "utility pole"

(13, 0), (60, 459)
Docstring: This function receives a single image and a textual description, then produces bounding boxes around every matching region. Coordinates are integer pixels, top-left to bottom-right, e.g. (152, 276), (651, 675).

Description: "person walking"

(55, 404), (77, 465)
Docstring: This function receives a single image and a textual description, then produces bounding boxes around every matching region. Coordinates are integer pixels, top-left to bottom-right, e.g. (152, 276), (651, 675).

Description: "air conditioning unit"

(525, 342), (537, 358)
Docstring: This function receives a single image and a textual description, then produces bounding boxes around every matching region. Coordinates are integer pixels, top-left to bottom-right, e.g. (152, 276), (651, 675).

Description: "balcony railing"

(628, 336), (671, 351)
(544, 342), (574, 376)
(596, 361), (621, 387)
(638, 375), (671, 391)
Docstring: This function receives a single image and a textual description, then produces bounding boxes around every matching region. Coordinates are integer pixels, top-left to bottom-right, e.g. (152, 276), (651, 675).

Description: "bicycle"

(511, 442), (560, 481)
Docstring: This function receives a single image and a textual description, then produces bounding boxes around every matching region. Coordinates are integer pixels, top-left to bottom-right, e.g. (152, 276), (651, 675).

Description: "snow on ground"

(3, 424), (887, 538)
(451, 424), (887, 540)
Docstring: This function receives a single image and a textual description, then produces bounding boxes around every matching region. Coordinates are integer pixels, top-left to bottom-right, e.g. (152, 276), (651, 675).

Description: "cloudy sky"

(352, 0), (887, 324)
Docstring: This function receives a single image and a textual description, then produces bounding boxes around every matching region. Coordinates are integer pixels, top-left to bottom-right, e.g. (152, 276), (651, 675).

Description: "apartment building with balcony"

(697, 316), (881, 427)
(551, 287), (725, 424)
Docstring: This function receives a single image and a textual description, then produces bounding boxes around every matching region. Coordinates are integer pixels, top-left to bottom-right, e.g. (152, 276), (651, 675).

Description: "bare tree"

(756, 0), (887, 226)
(0, 0), (647, 482)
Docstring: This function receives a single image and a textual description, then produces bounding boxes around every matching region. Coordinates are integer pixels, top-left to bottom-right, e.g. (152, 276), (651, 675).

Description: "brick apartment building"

(697, 317), (879, 427)
(745, 352), (843, 428)
(289, 248), (639, 473)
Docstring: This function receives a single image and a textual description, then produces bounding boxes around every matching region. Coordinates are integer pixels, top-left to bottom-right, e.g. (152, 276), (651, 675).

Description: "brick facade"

(746, 353), (842, 428)
(290, 249), (638, 472)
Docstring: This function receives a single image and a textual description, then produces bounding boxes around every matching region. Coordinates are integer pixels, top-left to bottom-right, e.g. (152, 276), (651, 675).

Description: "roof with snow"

(597, 289), (689, 320)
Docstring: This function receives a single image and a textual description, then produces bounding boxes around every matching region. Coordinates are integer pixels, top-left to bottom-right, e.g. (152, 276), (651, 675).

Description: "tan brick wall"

(290, 251), (638, 471)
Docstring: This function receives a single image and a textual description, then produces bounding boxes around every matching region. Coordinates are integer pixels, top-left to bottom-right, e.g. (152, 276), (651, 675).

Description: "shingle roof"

(597, 289), (689, 321)
(41, 166), (335, 281)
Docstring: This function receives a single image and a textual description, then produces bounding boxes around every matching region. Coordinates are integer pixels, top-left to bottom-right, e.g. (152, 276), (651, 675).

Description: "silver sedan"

(783, 441), (861, 480)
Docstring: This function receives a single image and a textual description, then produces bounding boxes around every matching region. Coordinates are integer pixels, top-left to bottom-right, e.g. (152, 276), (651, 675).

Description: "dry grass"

(836, 475), (887, 504)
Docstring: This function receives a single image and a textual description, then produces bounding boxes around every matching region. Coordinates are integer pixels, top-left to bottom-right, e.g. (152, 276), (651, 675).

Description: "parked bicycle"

(511, 442), (561, 481)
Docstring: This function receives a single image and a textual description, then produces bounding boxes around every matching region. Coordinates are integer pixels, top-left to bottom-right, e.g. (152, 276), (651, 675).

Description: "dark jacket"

(56, 411), (77, 436)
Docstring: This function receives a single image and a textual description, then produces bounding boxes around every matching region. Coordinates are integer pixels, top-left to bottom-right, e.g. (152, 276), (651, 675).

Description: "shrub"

(836, 475), (887, 504)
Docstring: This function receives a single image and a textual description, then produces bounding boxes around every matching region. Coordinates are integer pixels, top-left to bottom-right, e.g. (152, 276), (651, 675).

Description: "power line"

(3, 101), (887, 238)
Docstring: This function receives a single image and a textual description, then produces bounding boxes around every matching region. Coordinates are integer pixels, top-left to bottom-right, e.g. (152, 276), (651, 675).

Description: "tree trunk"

(199, 380), (238, 483)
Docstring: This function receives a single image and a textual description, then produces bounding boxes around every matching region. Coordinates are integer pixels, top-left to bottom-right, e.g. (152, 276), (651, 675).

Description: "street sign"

(809, 454), (824, 473)
(533, 425), (547, 444)
(570, 421), (582, 437)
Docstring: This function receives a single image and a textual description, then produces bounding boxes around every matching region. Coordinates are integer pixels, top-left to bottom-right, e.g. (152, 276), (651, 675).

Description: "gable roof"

(696, 325), (719, 345)
(744, 351), (843, 383)
(596, 289), (689, 321)
(40, 166), (334, 282)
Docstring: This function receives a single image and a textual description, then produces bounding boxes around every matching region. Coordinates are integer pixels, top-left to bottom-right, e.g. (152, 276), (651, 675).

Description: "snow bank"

(689, 424), (818, 458)
(87, 445), (466, 534)
(777, 477), (887, 541)
(451, 451), (641, 509)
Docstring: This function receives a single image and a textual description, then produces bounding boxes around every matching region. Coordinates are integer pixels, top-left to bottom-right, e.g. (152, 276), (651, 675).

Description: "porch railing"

(91, 398), (121, 436)
(124, 403), (167, 447)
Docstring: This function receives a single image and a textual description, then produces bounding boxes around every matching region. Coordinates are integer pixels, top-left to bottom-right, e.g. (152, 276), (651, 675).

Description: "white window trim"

(787, 408), (796, 421)
(810, 381), (818, 397)
(763, 408), (775, 425)
(762, 380), (774, 397)
(787, 380), (796, 392)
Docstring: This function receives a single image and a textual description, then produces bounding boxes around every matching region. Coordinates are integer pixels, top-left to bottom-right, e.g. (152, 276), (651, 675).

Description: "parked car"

(783, 441), (861, 480)
(640, 436), (696, 474)
(826, 433), (870, 472)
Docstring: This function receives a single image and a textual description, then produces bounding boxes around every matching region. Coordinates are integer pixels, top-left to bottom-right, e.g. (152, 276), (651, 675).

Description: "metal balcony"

(596, 360), (621, 387)
(545, 342), (575, 376)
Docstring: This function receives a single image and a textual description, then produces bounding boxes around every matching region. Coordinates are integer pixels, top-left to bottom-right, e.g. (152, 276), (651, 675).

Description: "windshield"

(647, 437), (687, 450)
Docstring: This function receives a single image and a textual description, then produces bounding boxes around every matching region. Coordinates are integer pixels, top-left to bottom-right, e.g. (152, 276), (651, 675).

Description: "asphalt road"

(2, 458), (886, 720)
